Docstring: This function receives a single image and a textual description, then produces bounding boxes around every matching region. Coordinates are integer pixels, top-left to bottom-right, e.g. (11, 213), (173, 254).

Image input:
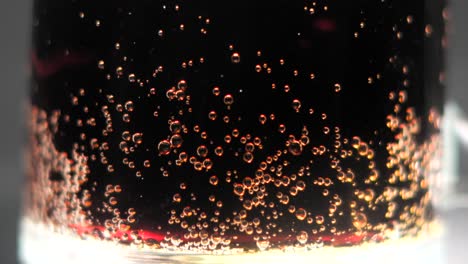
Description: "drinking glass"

(20, 1), (446, 263)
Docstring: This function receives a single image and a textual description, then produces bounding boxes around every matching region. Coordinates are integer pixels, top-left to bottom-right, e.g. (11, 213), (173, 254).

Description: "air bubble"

(158, 140), (171, 155)
(231, 53), (241, 63)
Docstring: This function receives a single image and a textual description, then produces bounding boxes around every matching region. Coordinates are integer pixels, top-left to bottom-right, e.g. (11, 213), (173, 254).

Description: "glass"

(20, 0), (446, 263)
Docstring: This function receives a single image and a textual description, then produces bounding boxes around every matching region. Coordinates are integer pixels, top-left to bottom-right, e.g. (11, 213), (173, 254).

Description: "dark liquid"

(26, 0), (445, 252)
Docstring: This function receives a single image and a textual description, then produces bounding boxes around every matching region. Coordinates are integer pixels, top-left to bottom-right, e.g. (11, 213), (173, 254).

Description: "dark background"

(0, 1), (467, 263)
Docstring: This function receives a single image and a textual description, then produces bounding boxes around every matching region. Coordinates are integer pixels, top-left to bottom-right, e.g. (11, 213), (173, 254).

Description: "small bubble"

(223, 94), (234, 106)
(292, 99), (301, 112)
(256, 237), (270, 251)
(109, 197), (118, 206)
(124, 101), (134, 112)
(128, 73), (136, 82)
(170, 134), (183, 148)
(243, 152), (254, 163)
(122, 113), (130, 123)
(197, 145), (209, 157)
(208, 111), (217, 120)
(178, 80), (188, 90)
(233, 184), (244, 196)
(278, 124), (286, 133)
(214, 146), (224, 156)
(170, 121), (182, 133)
(295, 208), (307, 220)
(315, 215), (325, 225)
(288, 140), (303, 156)
(98, 60), (105, 69)
(212, 87), (220, 96)
(407, 15), (414, 24)
(158, 140), (171, 155)
(132, 133), (143, 144)
(255, 65), (262, 72)
(116, 66), (124, 76)
(296, 231), (308, 244)
(352, 212), (367, 229)
(259, 114), (267, 125)
(209, 175), (219, 186)
(425, 24), (433, 37)
(334, 83), (342, 92)
(231, 52), (241, 63)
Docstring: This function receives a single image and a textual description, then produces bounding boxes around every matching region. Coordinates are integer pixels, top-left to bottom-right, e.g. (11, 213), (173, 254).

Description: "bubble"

(170, 121), (182, 133)
(178, 80), (188, 90)
(233, 184), (245, 196)
(166, 88), (176, 100)
(116, 66), (123, 76)
(176, 89), (185, 100)
(407, 15), (414, 24)
(122, 113), (130, 122)
(278, 124), (286, 133)
(231, 52), (241, 63)
(255, 65), (262, 72)
(256, 237), (269, 251)
(243, 152), (254, 163)
(128, 73), (136, 82)
(242, 177), (254, 188)
(124, 101), (134, 112)
(334, 83), (342, 92)
(315, 215), (325, 225)
(295, 208), (307, 220)
(158, 140), (171, 155)
(98, 60), (105, 69)
(193, 146), (208, 159)
(398, 90), (407, 103)
(170, 134), (183, 148)
(296, 231), (308, 244)
(183, 206), (193, 217)
(243, 200), (253, 210)
(352, 212), (367, 229)
(358, 143), (368, 156)
(194, 162), (203, 171)
(259, 114), (267, 125)
(132, 133), (143, 144)
(209, 175), (219, 186)
(212, 87), (220, 96)
(296, 180), (306, 191)
(208, 111), (217, 120)
(223, 94), (234, 106)
(214, 146), (224, 156)
(109, 197), (118, 206)
(351, 136), (361, 149)
(364, 188), (375, 202)
(369, 169), (379, 181)
(425, 24), (433, 37)
(292, 99), (301, 112)
(290, 186), (298, 196)
(288, 140), (303, 156)
(203, 159), (213, 170)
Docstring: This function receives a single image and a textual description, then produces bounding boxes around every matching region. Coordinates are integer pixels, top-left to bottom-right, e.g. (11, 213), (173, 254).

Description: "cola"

(22, 0), (446, 261)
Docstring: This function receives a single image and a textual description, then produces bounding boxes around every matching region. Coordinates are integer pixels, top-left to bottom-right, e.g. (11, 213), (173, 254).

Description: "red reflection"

(32, 51), (91, 78)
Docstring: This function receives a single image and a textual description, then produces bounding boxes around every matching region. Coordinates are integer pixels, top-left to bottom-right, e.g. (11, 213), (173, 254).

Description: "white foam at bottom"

(19, 218), (445, 264)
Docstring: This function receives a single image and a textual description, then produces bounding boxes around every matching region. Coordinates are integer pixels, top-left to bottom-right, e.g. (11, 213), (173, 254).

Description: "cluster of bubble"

(26, 107), (90, 227)
(26, 0), (444, 254)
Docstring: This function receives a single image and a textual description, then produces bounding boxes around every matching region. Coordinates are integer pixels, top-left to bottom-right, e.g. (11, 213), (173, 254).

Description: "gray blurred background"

(0, 1), (467, 263)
